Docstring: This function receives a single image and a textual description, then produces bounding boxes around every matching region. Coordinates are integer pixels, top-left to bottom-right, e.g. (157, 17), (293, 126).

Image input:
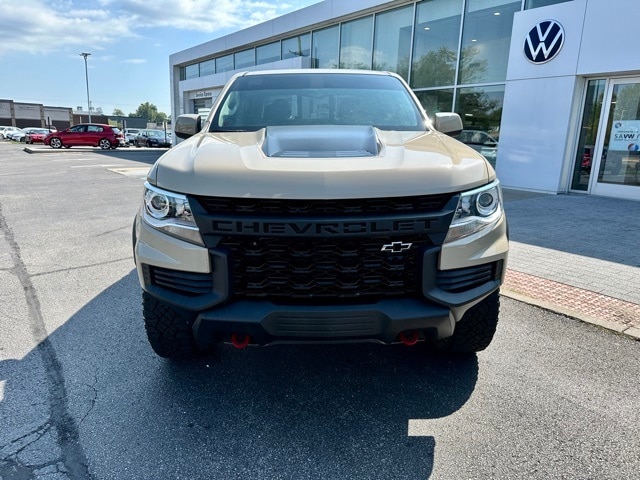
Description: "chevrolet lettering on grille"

(210, 218), (436, 236)
(381, 241), (413, 253)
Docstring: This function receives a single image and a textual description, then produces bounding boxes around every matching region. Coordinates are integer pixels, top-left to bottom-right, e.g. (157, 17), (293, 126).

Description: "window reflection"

(282, 34), (311, 59)
(185, 64), (199, 80)
(216, 55), (234, 73)
(373, 5), (413, 80)
(312, 26), (339, 68)
(598, 83), (640, 186)
(414, 89), (454, 121)
(235, 49), (255, 69)
(459, 0), (520, 85)
(257, 42), (280, 65)
(340, 16), (373, 69)
(571, 80), (605, 191)
(525, 0), (572, 9)
(455, 85), (505, 167)
(200, 59), (215, 77)
(411, 0), (463, 88)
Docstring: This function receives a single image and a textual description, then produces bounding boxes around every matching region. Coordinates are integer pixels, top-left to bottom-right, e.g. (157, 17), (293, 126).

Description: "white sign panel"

(609, 120), (640, 152)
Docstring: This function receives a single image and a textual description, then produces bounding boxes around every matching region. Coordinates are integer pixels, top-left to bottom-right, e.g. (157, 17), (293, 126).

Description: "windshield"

(209, 73), (426, 132)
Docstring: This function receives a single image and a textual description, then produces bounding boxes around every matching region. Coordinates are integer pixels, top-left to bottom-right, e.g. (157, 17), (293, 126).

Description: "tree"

(130, 102), (168, 124)
(112, 108), (125, 116)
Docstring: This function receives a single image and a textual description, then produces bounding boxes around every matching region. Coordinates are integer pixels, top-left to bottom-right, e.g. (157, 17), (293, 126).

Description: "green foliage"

(130, 102), (169, 124)
(112, 108), (125, 116)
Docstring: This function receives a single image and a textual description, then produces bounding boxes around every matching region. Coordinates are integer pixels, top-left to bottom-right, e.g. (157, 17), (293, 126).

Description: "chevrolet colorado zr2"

(132, 69), (508, 359)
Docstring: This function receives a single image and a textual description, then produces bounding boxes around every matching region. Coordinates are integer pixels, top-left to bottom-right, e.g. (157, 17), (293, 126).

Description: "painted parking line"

(108, 167), (151, 178)
(70, 164), (129, 168)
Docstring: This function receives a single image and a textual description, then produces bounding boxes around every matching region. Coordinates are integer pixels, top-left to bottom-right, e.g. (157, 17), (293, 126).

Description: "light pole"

(79, 52), (91, 122)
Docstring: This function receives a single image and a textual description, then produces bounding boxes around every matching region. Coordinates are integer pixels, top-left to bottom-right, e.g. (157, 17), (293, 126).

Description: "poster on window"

(609, 120), (640, 152)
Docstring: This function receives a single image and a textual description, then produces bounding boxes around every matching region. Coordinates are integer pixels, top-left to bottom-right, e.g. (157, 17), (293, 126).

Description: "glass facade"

(339, 16), (373, 69)
(525, 0), (572, 8)
(282, 34), (311, 59)
(200, 59), (215, 77)
(372, 5), (413, 80)
(177, 0), (553, 168)
(216, 55), (234, 73)
(312, 26), (340, 68)
(411, 0), (463, 89)
(257, 42), (280, 65)
(571, 80), (606, 191)
(234, 49), (255, 69)
(454, 85), (505, 167)
(459, 0), (521, 85)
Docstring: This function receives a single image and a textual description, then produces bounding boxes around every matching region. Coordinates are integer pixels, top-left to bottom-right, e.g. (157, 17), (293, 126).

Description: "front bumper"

(192, 298), (454, 346)
(134, 211), (507, 345)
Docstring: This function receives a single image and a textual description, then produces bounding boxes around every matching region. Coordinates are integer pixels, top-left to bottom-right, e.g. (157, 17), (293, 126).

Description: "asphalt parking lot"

(1, 142), (639, 480)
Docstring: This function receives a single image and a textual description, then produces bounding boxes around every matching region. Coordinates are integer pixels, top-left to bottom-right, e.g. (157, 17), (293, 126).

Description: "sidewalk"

(500, 189), (640, 340)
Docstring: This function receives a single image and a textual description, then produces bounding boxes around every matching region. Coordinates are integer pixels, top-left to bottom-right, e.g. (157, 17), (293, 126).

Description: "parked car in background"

(124, 128), (142, 145)
(133, 129), (171, 148)
(25, 128), (52, 144)
(453, 129), (499, 167)
(0, 126), (21, 139)
(8, 128), (30, 142)
(45, 124), (124, 149)
(5, 128), (24, 141)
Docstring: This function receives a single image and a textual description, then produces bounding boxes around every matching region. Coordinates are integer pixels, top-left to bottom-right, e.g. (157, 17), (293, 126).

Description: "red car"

(45, 123), (124, 150)
(25, 128), (53, 144)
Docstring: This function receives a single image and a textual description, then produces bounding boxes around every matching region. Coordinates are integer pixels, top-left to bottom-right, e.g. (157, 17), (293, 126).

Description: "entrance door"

(590, 78), (640, 199)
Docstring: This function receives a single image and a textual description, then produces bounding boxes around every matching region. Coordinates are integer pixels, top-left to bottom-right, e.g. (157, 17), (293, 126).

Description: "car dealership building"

(170, 0), (640, 200)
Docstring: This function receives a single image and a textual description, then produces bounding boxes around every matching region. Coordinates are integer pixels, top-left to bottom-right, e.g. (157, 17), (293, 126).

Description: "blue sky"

(0, 0), (319, 116)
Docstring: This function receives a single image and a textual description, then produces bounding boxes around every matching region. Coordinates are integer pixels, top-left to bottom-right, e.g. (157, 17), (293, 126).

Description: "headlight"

(141, 182), (204, 246)
(445, 180), (503, 243)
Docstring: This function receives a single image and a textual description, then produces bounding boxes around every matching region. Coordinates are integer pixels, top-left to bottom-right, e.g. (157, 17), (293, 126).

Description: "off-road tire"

(436, 290), (500, 354)
(142, 291), (201, 360)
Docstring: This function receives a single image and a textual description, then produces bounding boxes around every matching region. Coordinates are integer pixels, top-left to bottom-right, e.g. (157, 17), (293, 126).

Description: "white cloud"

(0, 0), (316, 56)
(123, 58), (147, 64)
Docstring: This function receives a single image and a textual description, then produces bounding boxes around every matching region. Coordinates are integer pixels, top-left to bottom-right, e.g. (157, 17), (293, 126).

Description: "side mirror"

(174, 114), (202, 139)
(434, 112), (463, 136)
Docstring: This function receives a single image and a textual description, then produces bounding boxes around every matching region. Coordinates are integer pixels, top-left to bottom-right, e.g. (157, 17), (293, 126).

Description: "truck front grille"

(195, 194), (452, 216)
(218, 235), (432, 300)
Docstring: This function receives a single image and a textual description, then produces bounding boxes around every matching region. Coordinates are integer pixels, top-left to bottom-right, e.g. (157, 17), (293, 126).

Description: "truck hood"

(150, 128), (493, 198)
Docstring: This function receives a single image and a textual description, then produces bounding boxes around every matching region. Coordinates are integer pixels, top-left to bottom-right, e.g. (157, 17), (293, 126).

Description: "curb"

(23, 146), (169, 154)
(501, 288), (640, 341)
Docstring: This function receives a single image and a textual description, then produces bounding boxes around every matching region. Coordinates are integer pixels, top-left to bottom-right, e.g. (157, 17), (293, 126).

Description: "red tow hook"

(399, 331), (419, 346)
(231, 333), (251, 349)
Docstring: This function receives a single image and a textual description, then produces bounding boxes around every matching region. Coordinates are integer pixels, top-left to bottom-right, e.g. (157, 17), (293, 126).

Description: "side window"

(87, 125), (103, 132)
(70, 125), (86, 133)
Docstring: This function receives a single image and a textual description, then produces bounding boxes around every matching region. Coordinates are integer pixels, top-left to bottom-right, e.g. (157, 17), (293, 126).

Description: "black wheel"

(142, 292), (203, 360)
(147, 140), (153, 148)
(436, 291), (500, 354)
(49, 137), (63, 149)
(99, 138), (112, 150)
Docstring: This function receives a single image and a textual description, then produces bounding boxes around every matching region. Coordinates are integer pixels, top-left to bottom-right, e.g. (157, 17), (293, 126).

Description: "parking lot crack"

(0, 202), (95, 480)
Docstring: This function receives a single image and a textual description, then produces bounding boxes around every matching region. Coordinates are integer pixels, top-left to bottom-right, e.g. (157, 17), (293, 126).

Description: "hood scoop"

(262, 125), (380, 158)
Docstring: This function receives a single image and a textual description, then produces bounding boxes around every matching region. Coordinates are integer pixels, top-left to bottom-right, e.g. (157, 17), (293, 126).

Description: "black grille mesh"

(194, 194), (452, 216)
(219, 235), (432, 300)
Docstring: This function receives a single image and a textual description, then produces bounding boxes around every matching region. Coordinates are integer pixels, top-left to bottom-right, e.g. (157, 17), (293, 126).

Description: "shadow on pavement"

(1, 271), (479, 479)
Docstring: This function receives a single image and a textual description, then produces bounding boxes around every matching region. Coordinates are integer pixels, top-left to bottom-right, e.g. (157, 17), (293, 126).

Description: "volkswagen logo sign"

(524, 20), (564, 64)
